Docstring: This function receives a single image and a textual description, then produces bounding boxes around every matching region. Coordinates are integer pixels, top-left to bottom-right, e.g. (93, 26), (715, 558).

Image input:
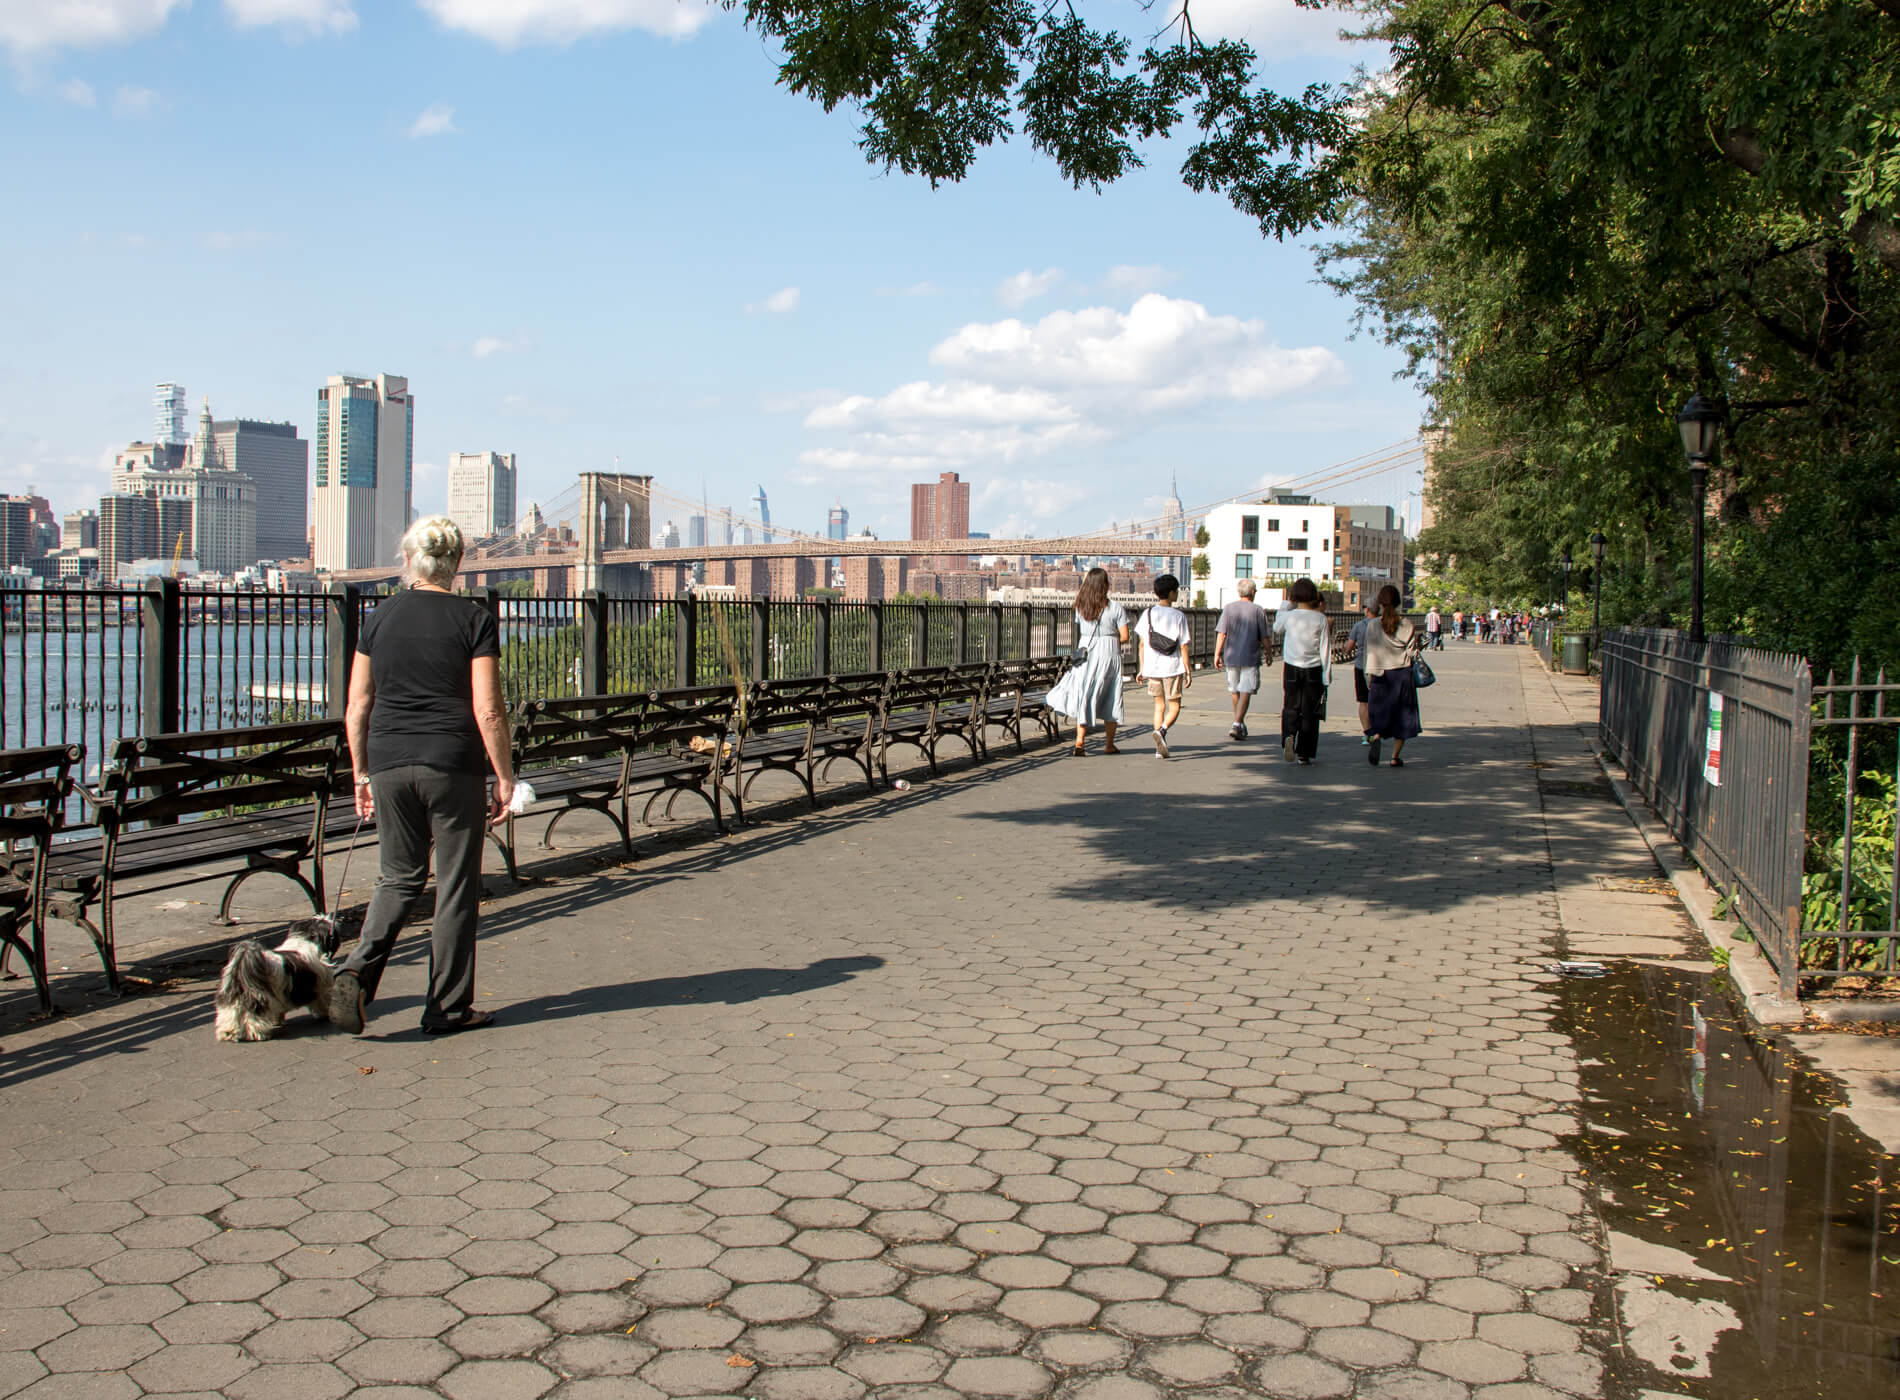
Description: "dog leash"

(332, 813), (365, 913)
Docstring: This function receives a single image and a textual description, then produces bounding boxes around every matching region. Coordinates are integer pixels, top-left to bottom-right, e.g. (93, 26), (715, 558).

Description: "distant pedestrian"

(1364, 583), (1423, 767)
(1213, 580), (1269, 741)
(1426, 606), (1443, 651)
(1048, 566), (1129, 756)
(1273, 578), (1331, 766)
(1135, 574), (1191, 760)
(1452, 609), (1464, 640)
(1346, 601), (1377, 740)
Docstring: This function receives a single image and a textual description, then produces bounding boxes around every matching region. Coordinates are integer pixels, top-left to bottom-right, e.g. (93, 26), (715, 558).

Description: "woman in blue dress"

(1048, 567), (1131, 756)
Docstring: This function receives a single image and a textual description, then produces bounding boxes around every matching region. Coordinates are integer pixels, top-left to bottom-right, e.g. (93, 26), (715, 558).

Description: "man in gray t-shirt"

(1213, 582), (1269, 740)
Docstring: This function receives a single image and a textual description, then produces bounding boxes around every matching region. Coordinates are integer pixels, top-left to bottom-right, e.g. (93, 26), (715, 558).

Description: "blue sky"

(1, 0), (1427, 545)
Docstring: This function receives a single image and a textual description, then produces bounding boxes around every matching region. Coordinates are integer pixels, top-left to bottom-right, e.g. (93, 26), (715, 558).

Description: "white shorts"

(1226, 665), (1260, 694)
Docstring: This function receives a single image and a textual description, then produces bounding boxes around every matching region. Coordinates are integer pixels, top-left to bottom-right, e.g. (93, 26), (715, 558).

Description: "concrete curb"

(1585, 738), (1806, 1027)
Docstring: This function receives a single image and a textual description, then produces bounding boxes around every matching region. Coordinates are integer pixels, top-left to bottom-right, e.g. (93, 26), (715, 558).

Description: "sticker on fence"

(1703, 692), (1724, 786)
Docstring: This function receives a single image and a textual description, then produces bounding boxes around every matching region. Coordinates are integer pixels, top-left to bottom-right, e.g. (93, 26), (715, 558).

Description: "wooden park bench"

(499, 685), (742, 878)
(879, 665), (989, 781)
(40, 720), (346, 992)
(983, 656), (1072, 753)
(0, 744), (82, 1012)
(739, 672), (888, 810)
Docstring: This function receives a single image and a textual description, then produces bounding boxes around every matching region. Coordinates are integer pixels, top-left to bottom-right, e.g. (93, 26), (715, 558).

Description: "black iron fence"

(1598, 628), (1900, 999)
(1, 579), (1244, 760)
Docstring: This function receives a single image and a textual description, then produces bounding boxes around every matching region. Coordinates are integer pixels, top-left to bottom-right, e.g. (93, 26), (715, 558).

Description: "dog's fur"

(214, 933), (335, 1041)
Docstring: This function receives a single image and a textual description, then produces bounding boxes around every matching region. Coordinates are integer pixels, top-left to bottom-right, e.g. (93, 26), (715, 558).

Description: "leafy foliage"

(728, 0), (1356, 237)
(1315, 0), (1900, 672)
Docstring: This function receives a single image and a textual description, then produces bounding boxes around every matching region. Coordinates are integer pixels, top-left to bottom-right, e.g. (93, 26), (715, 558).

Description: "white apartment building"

(445, 451), (517, 541)
(313, 373), (413, 573)
(1199, 494), (1337, 607)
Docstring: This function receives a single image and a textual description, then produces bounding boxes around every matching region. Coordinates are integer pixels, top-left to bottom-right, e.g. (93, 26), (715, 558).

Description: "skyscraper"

(686, 515), (708, 549)
(910, 470), (971, 569)
(213, 418), (309, 561)
(99, 494), (159, 581)
(313, 373), (413, 573)
(827, 505), (849, 541)
(753, 486), (772, 544)
(910, 471), (970, 541)
(154, 383), (188, 446)
(446, 451), (518, 541)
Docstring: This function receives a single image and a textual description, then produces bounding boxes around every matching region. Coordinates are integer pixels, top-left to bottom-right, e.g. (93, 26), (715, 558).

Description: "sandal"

(1389, 757), (1405, 768)
(423, 1009), (496, 1035)
(1102, 745), (1121, 755)
(1071, 745), (1088, 757)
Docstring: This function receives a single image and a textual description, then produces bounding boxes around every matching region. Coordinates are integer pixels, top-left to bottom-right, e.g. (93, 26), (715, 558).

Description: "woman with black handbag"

(1363, 584), (1425, 768)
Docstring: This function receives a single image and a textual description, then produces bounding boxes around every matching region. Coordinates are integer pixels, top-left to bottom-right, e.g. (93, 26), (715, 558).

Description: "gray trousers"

(340, 764), (486, 1026)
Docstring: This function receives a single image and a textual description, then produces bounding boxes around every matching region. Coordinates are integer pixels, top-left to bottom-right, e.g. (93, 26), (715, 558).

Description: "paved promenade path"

(2, 645), (1611, 1400)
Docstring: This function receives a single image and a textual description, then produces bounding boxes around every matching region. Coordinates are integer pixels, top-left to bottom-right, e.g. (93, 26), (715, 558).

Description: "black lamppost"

(1589, 530), (1606, 639)
(1676, 393), (1726, 644)
(1560, 548), (1573, 620)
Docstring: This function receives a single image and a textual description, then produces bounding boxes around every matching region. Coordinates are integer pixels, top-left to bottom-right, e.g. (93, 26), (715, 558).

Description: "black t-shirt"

(357, 589), (501, 776)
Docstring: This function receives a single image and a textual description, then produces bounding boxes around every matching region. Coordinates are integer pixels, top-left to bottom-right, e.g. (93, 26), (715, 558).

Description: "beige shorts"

(1147, 674), (1186, 700)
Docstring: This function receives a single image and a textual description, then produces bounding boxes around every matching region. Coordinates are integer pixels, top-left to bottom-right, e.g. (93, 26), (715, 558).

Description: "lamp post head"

(1560, 547), (1573, 575)
(1676, 393), (1725, 463)
(1590, 530), (1606, 561)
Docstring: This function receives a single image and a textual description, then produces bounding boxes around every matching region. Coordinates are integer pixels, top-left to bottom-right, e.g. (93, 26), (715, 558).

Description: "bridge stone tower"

(577, 471), (654, 595)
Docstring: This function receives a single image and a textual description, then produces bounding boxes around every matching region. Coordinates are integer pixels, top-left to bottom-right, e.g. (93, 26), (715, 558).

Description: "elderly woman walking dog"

(331, 517), (517, 1036)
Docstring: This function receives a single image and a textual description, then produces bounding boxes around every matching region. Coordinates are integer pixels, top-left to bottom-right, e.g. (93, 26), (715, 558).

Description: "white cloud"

(1103, 264), (1176, 295)
(408, 102), (458, 138)
(416, 0), (713, 44)
(745, 286), (800, 315)
(471, 336), (516, 358)
(878, 281), (939, 298)
(57, 78), (95, 106)
(976, 477), (1092, 537)
(0, 0), (184, 55)
(996, 267), (1062, 309)
(1183, 0), (1353, 54)
(799, 293), (1347, 477)
(222, 0), (358, 33)
(111, 84), (160, 116)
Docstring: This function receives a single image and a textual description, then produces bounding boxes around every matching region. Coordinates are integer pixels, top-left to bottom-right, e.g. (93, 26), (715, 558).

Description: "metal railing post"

(815, 601), (832, 677)
(1781, 659), (1814, 1001)
(1019, 605), (1032, 660)
(581, 589), (608, 695)
(990, 604), (1003, 661)
(324, 583), (360, 721)
(751, 598), (769, 682)
(919, 606), (932, 669)
(141, 576), (180, 737)
(869, 604), (885, 672)
(675, 601), (697, 689)
(951, 604), (968, 663)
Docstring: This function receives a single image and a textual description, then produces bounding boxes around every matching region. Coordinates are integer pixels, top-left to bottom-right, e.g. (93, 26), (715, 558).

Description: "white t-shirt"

(1274, 604), (1330, 668)
(1137, 605), (1190, 677)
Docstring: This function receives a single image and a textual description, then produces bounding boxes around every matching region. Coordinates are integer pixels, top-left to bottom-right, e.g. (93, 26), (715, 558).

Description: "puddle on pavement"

(1556, 963), (1900, 1398)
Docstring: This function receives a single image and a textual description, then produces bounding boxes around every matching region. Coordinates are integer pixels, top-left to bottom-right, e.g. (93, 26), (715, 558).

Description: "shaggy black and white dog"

(214, 933), (336, 1041)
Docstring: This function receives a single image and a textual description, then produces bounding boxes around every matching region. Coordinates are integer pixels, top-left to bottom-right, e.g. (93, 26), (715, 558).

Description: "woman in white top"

(1272, 577), (1332, 765)
(1363, 583), (1423, 767)
(1047, 567), (1131, 756)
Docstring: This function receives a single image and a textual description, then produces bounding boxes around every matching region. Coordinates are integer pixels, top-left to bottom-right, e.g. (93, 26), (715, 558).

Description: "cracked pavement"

(0, 643), (1608, 1399)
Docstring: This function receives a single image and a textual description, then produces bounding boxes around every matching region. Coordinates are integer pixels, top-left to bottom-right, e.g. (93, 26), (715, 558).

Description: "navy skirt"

(1367, 668), (1422, 741)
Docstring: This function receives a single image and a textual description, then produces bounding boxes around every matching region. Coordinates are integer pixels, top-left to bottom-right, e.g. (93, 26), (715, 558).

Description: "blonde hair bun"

(400, 515), (466, 586)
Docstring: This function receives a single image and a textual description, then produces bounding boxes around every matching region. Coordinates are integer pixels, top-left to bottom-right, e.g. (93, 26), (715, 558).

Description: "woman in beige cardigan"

(1363, 584), (1423, 767)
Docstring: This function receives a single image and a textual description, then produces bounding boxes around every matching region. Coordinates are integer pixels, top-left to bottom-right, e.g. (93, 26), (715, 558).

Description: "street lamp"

(1560, 547), (1573, 620)
(1676, 393), (1726, 644)
(1589, 530), (1606, 640)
